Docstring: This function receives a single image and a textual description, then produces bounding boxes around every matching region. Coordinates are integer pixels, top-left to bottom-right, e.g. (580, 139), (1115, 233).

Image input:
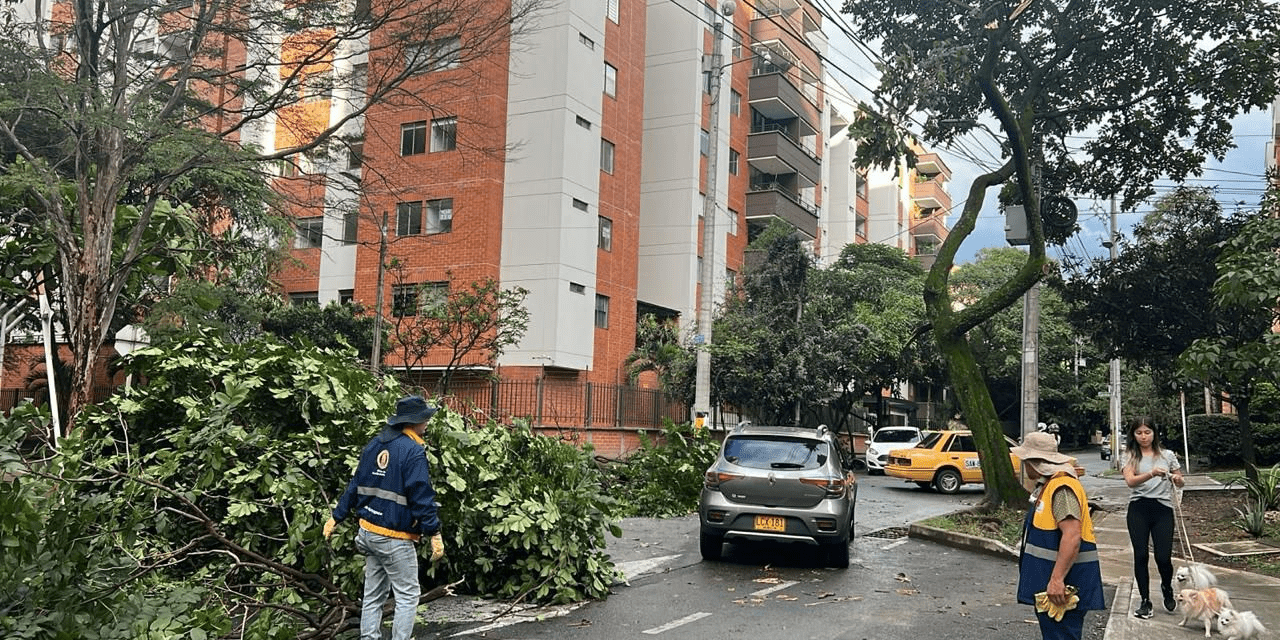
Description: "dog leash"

(1170, 475), (1197, 564)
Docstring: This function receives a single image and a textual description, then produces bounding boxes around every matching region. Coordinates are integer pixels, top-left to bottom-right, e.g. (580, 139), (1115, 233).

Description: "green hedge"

(1183, 413), (1280, 467)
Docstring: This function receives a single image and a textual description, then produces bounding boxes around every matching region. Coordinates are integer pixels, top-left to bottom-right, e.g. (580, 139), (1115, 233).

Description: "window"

(396, 201), (422, 236)
(856, 169), (869, 200)
(607, 0), (619, 22)
(303, 70), (332, 101)
(339, 289), (355, 304)
(731, 41), (742, 61)
(294, 216), (323, 248)
(347, 140), (363, 170)
(350, 62), (367, 95)
(401, 121), (426, 156)
(728, 207), (739, 235)
(422, 35), (461, 72)
(420, 281), (449, 314)
(289, 291), (319, 306)
(391, 284), (418, 317)
(728, 148), (739, 175)
(353, 0), (371, 21)
(575, 115), (592, 130)
(594, 294), (610, 329)
(426, 198), (453, 234)
(579, 32), (594, 49)
(572, 198), (589, 212)
(430, 117), (456, 152)
(730, 89), (741, 116)
(598, 216), (612, 251)
(342, 210), (358, 245)
(600, 138), (614, 174)
(569, 282), (586, 294)
(604, 63), (617, 98)
(726, 268), (736, 289)
(158, 31), (188, 63)
(700, 129), (709, 156)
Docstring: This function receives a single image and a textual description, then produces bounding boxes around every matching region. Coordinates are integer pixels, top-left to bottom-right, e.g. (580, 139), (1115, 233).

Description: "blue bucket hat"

(387, 395), (438, 426)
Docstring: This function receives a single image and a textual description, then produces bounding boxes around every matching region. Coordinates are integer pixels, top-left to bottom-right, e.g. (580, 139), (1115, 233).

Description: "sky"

(818, 10), (1276, 267)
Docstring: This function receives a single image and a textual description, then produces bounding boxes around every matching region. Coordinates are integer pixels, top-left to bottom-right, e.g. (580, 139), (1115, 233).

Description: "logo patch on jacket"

(377, 450), (390, 470)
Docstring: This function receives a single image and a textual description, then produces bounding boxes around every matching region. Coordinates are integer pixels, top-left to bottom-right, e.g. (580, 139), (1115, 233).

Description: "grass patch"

(920, 505), (1027, 548)
(1209, 470), (1244, 484)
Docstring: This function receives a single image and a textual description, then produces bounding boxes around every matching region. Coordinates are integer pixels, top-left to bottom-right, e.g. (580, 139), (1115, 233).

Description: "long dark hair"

(1124, 415), (1163, 470)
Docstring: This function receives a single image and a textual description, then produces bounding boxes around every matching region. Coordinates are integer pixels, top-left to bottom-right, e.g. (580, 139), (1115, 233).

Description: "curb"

(908, 521), (1019, 561)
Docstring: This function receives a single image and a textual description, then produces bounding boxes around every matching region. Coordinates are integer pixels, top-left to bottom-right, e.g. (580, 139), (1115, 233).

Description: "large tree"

(0, 0), (541, 426)
(841, 0), (1280, 507)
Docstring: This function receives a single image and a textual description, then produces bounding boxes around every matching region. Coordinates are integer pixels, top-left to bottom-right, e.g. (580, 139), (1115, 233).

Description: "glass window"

(576, 115), (592, 130)
(579, 32), (594, 49)
(700, 129), (709, 156)
(728, 148), (739, 175)
(426, 198), (453, 234)
(350, 62), (367, 95)
(722, 436), (828, 470)
(600, 138), (615, 174)
(604, 62), (617, 97)
(573, 198), (589, 212)
(396, 201), (422, 236)
(406, 36), (460, 73)
(401, 121), (426, 156)
(730, 89), (741, 116)
(339, 289), (355, 304)
(421, 281), (449, 314)
(342, 210), (358, 245)
(607, 0), (619, 22)
(569, 282), (585, 294)
(598, 216), (612, 251)
(294, 216), (323, 248)
(303, 70), (332, 101)
(391, 284), (418, 317)
(594, 294), (610, 329)
(347, 140), (363, 170)
(430, 117), (456, 152)
(289, 291), (319, 306)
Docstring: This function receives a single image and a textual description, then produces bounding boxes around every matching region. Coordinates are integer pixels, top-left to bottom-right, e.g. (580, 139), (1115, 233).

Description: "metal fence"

(431, 379), (687, 430)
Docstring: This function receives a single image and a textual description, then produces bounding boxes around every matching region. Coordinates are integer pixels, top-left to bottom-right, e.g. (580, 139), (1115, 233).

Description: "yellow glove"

(323, 518), (337, 540)
(429, 533), (445, 562)
(1034, 586), (1080, 622)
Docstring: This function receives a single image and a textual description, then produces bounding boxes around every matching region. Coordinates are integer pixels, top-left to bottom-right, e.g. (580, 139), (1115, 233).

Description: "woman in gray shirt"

(1121, 417), (1184, 619)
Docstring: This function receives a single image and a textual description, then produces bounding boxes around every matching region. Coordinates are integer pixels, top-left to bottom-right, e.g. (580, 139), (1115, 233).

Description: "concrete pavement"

(1091, 474), (1280, 640)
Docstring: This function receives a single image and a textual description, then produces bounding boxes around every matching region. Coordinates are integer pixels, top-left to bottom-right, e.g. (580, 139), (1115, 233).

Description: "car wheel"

(824, 538), (850, 569)
(934, 468), (962, 494)
(914, 481), (932, 490)
(699, 530), (724, 561)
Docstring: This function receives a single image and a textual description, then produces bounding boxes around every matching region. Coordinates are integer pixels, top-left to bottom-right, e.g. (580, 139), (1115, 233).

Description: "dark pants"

(1126, 497), (1174, 601)
(1036, 608), (1086, 640)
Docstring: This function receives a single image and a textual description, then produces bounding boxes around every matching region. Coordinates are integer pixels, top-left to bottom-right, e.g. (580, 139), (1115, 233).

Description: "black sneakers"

(1163, 584), (1177, 612)
(1135, 599), (1154, 619)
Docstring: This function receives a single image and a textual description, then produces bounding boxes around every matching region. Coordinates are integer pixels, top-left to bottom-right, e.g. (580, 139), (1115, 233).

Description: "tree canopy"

(841, 0), (1280, 507)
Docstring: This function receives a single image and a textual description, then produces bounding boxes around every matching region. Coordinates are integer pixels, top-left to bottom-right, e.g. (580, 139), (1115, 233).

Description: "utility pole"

(1020, 280), (1040, 441)
(370, 210), (389, 373)
(693, 1), (733, 429)
(1107, 196), (1122, 466)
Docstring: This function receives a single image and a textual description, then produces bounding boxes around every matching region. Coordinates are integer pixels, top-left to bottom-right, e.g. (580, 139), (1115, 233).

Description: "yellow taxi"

(884, 430), (1084, 494)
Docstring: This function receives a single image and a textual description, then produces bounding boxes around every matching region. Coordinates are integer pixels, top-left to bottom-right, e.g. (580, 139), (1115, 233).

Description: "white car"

(865, 426), (924, 474)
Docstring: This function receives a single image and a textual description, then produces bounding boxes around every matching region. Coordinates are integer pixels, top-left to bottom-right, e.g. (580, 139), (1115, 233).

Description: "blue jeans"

(355, 528), (420, 640)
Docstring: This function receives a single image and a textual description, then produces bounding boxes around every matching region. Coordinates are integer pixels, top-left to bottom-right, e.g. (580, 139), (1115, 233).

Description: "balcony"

(748, 72), (818, 136)
(912, 210), (947, 238)
(747, 126), (820, 186)
(746, 184), (818, 238)
(915, 152), (951, 180)
(911, 177), (948, 210)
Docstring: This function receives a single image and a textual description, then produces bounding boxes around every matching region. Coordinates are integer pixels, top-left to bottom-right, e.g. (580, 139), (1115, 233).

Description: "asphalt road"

(416, 448), (1117, 639)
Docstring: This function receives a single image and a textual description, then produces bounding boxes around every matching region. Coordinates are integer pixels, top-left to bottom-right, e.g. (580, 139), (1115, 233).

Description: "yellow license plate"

(754, 516), (786, 532)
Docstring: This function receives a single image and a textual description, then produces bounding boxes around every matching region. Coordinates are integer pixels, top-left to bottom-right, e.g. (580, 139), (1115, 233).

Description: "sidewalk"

(1091, 474), (1280, 640)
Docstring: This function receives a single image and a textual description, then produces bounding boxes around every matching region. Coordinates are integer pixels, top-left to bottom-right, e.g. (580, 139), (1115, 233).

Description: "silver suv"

(698, 423), (858, 568)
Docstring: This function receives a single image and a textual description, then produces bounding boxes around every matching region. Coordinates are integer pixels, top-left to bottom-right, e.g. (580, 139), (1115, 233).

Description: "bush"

(1185, 413), (1280, 467)
(599, 422), (722, 518)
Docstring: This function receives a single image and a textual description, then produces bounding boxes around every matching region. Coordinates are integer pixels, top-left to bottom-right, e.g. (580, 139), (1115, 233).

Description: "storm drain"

(863, 526), (910, 540)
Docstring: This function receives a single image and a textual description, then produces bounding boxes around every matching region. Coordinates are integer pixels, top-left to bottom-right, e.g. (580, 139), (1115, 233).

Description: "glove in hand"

(429, 533), (445, 562)
(1034, 585), (1079, 622)
(323, 518), (337, 540)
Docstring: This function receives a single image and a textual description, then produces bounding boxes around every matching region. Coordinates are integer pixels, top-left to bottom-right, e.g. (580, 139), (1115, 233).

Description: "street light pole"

(693, 1), (734, 428)
(1107, 196), (1122, 466)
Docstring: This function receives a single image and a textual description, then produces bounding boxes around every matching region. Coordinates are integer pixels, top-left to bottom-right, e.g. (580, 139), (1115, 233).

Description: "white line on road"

(749, 580), (799, 597)
(881, 538), (909, 551)
(642, 612), (712, 635)
(614, 554), (682, 583)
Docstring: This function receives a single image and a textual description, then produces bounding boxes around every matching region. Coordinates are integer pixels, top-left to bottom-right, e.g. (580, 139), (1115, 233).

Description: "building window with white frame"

(700, 129), (709, 156)
(294, 216), (323, 248)
(342, 210), (358, 245)
(604, 62), (617, 98)
(728, 148), (739, 175)
(598, 216), (612, 251)
(607, 0), (619, 22)
(594, 294), (610, 329)
(600, 138), (615, 174)
(396, 201), (422, 236)
(730, 89), (741, 116)
(426, 198), (453, 234)
(431, 117), (457, 152)
(406, 35), (460, 73)
(401, 121), (426, 156)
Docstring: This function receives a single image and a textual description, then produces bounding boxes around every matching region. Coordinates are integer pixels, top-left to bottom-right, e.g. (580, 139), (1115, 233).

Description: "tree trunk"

(935, 328), (1028, 508)
(1235, 393), (1258, 482)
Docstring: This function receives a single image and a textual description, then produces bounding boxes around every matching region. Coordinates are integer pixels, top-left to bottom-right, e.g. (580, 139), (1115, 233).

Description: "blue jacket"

(333, 426), (441, 540)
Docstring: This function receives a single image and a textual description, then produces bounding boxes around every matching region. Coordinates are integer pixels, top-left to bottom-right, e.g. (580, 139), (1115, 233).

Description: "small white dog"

(1175, 564), (1219, 590)
(1218, 608), (1268, 640)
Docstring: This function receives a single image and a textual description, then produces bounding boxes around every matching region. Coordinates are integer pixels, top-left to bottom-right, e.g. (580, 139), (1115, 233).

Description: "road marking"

(750, 580), (799, 597)
(614, 554), (682, 583)
(642, 612), (712, 634)
(881, 538), (909, 551)
(449, 603), (581, 636)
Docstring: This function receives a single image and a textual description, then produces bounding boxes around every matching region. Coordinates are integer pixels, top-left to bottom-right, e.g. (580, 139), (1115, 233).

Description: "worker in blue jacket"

(324, 395), (444, 640)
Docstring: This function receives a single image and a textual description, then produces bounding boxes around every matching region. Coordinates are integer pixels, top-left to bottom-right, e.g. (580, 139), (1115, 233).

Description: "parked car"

(698, 423), (858, 568)
(884, 430), (1086, 494)
(1100, 434), (1112, 460)
(865, 426), (924, 475)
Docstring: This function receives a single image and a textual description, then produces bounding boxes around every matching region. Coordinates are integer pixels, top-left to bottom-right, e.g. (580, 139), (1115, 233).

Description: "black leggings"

(1126, 497), (1175, 601)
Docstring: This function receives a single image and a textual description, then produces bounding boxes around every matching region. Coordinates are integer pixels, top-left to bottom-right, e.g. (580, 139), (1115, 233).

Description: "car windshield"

(873, 429), (919, 443)
(916, 431), (946, 449)
(723, 436), (829, 470)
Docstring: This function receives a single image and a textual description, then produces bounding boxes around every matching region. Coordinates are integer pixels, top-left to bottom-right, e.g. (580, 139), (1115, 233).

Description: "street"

(416, 449), (1116, 639)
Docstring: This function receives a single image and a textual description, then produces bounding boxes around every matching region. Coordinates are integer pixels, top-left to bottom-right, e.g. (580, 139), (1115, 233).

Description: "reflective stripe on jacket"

(1017, 473), (1105, 610)
(333, 426), (441, 540)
